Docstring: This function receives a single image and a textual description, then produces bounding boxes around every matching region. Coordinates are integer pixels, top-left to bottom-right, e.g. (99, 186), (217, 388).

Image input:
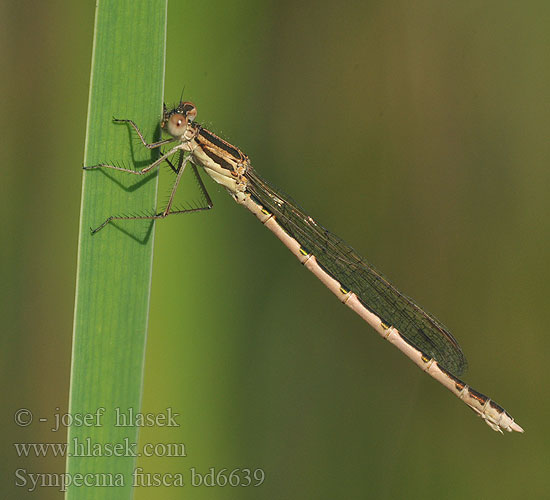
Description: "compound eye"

(181, 101), (197, 122)
(164, 113), (188, 137)
(186, 107), (197, 122)
(170, 113), (186, 129)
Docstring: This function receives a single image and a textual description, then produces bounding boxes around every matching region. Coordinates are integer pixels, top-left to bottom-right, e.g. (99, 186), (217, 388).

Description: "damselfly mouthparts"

(84, 101), (523, 433)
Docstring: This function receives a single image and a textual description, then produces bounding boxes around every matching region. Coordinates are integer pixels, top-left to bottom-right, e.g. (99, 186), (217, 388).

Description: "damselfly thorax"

(162, 102), (250, 202)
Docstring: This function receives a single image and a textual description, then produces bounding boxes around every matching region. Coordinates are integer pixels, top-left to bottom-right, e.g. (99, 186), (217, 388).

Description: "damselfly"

(84, 101), (523, 433)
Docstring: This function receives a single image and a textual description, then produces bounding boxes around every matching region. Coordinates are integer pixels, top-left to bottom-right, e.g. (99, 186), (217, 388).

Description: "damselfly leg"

(112, 118), (176, 150)
(85, 117), (212, 234)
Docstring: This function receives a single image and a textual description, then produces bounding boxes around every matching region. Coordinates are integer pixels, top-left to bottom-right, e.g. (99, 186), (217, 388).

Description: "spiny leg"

(163, 151), (182, 174)
(158, 152), (213, 215)
(84, 144), (183, 176)
(161, 164), (213, 218)
(164, 152), (213, 210)
(90, 154), (213, 234)
(161, 151), (190, 215)
(189, 161), (213, 210)
(112, 118), (175, 149)
(90, 153), (189, 234)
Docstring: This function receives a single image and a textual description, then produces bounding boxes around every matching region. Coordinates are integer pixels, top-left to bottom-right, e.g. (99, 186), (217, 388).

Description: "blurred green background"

(3, 1), (549, 498)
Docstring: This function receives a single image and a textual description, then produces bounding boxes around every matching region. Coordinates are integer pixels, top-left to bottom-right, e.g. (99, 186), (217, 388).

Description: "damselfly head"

(161, 101), (196, 138)
(161, 101), (197, 138)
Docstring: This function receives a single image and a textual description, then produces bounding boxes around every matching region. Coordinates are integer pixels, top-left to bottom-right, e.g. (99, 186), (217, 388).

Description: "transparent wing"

(246, 168), (467, 376)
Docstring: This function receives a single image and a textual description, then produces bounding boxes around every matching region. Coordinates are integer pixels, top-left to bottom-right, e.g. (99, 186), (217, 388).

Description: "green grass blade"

(67, 1), (167, 498)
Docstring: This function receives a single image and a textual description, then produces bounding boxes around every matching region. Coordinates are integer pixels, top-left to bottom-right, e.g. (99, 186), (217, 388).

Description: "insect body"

(84, 101), (523, 433)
